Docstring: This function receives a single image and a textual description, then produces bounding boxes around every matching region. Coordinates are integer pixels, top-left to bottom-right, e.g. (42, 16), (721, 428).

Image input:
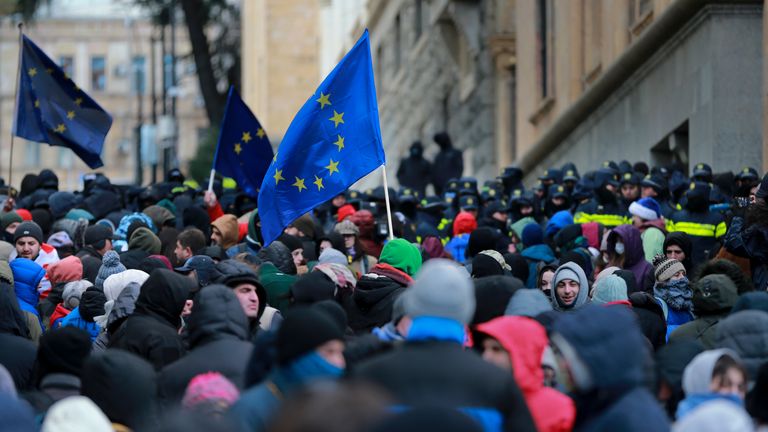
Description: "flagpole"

(207, 169), (215, 192)
(8, 23), (24, 193)
(380, 165), (395, 240)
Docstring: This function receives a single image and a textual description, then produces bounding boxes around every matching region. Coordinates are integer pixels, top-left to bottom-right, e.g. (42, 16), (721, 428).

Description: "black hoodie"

(81, 350), (158, 429)
(158, 285), (253, 408)
(108, 269), (194, 370)
(0, 281), (35, 391)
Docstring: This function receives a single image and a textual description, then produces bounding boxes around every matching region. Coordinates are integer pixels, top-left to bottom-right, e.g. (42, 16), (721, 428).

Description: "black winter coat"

(432, 148), (463, 194)
(158, 286), (253, 407)
(108, 270), (194, 370)
(351, 341), (536, 432)
(342, 266), (408, 335)
(397, 156), (432, 196)
(725, 216), (768, 291)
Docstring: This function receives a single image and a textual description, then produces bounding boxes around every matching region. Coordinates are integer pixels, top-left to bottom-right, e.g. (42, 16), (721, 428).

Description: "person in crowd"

(13, 221), (59, 295)
(159, 285), (253, 407)
(676, 349), (748, 420)
(714, 310), (768, 384)
(629, 197), (667, 263)
(519, 223), (556, 288)
(724, 173), (768, 290)
(669, 182), (727, 265)
(351, 259), (537, 431)
(474, 316), (575, 432)
(669, 274), (738, 349)
(108, 269), (195, 370)
(397, 141), (433, 197)
(663, 231), (694, 274)
(550, 305), (670, 431)
(445, 211), (477, 264)
(334, 219), (377, 277)
(215, 260), (270, 335)
(10, 257), (46, 343)
(210, 214), (240, 251)
(174, 227), (207, 264)
(431, 132), (463, 195)
(603, 225), (654, 293)
(229, 306), (346, 431)
(550, 261), (590, 312)
(77, 224), (115, 283)
(343, 238), (422, 334)
(652, 255), (693, 339)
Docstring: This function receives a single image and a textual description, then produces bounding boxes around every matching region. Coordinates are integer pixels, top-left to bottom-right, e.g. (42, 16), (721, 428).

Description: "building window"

(59, 56), (74, 79)
(582, 0), (602, 83)
(536, 0), (554, 99)
(629, 0), (653, 36)
(394, 13), (402, 71)
(132, 56), (146, 94)
(91, 56), (106, 91)
(25, 142), (40, 167)
(414, 0), (424, 40)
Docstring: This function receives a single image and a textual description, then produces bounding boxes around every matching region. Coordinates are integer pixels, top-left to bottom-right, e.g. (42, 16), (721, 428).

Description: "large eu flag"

(213, 87), (274, 198)
(258, 30), (385, 245)
(13, 35), (112, 169)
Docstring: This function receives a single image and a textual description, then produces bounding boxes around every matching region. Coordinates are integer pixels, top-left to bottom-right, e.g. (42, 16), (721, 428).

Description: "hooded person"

(334, 219), (378, 277)
(0, 278), (35, 391)
(669, 181), (726, 265)
(504, 288), (553, 318)
(57, 287), (105, 341)
(81, 350), (158, 431)
(40, 255), (84, 327)
(673, 399), (753, 432)
(396, 141), (433, 197)
(229, 307), (346, 431)
(92, 281), (142, 352)
(351, 210), (383, 258)
(94, 269), (150, 329)
(210, 214), (239, 251)
(30, 327), (92, 411)
(590, 275), (629, 307)
(445, 211), (477, 264)
(350, 259), (537, 432)
(550, 305), (669, 431)
(605, 225), (655, 293)
(108, 269), (195, 370)
(628, 197), (667, 263)
(159, 285), (254, 407)
(94, 250), (126, 290)
(431, 132), (463, 195)
(628, 291), (667, 351)
(549, 262), (590, 312)
(655, 340), (705, 418)
(40, 396), (113, 432)
(471, 250), (511, 279)
(215, 260), (271, 335)
(652, 255), (693, 339)
(474, 316), (575, 432)
(257, 241), (297, 311)
(120, 226), (162, 269)
(669, 274), (739, 349)
(144, 204), (180, 267)
(519, 223), (556, 288)
(675, 349), (748, 420)
(10, 257), (46, 343)
(714, 310), (768, 383)
(343, 238), (422, 334)
(695, 258), (754, 296)
(77, 224), (115, 283)
(290, 272), (337, 306)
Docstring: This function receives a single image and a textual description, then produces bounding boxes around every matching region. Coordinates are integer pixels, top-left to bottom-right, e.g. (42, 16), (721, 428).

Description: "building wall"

(515, 0), (764, 183)
(365, 0), (515, 189)
(0, 16), (207, 188)
(241, 0), (322, 144)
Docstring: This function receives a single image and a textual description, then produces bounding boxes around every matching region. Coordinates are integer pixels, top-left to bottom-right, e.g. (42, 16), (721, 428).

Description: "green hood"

(379, 238), (422, 276)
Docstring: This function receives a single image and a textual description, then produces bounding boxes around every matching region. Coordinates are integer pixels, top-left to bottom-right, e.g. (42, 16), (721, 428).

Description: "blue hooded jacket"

(553, 305), (670, 431)
(545, 211), (573, 238)
(10, 258), (45, 317)
(521, 244), (556, 288)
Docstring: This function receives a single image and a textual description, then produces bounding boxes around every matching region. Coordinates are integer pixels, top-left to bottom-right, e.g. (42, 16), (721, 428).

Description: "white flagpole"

(8, 23), (25, 192)
(207, 169), (215, 192)
(381, 164), (395, 240)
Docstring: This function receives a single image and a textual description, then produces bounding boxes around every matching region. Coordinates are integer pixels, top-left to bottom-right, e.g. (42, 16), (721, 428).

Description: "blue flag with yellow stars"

(258, 30), (385, 245)
(13, 35), (112, 169)
(213, 87), (274, 198)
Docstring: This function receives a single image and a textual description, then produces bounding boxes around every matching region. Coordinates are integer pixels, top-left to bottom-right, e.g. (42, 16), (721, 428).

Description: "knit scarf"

(406, 316), (466, 344)
(654, 278), (693, 311)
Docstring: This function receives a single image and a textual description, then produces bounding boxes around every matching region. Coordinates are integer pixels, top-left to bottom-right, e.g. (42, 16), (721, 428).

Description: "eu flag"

(13, 35), (112, 169)
(258, 30), (385, 245)
(213, 87), (274, 197)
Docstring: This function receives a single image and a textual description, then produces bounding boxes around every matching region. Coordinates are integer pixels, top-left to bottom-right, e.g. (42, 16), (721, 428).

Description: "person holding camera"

(724, 173), (768, 291)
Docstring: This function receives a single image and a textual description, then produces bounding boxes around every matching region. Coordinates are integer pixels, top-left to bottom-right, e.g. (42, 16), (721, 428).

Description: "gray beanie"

(505, 289), (553, 317)
(318, 248), (348, 266)
(95, 250), (127, 290)
(401, 259), (475, 325)
(590, 275), (628, 306)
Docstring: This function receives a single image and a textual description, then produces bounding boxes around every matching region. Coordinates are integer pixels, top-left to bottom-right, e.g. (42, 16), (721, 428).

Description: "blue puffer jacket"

(445, 234), (470, 264)
(58, 307), (100, 341)
(521, 244), (556, 288)
(553, 305), (670, 432)
(10, 259), (45, 315)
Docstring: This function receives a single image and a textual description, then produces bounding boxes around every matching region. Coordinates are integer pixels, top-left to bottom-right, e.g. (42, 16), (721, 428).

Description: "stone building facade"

(361, 0), (516, 189)
(0, 2), (207, 187)
(515, 0), (766, 183)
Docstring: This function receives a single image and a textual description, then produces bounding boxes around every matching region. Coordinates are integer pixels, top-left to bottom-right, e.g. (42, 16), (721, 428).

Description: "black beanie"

(36, 327), (92, 379)
(290, 272), (336, 305)
(278, 233), (303, 252)
(503, 253), (530, 283)
(471, 254), (504, 278)
(277, 307), (344, 365)
(13, 221), (43, 244)
(79, 287), (107, 322)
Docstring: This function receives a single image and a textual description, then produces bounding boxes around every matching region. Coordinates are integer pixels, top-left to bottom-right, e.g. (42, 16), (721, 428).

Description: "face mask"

(615, 242), (625, 255)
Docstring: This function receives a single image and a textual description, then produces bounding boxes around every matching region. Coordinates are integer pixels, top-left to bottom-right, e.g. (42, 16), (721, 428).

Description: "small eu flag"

(13, 35), (112, 169)
(258, 30), (386, 245)
(213, 87), (274, 198)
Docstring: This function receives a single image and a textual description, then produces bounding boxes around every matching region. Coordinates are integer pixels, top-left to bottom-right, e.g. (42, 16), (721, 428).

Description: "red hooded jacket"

(476, 316), (575, 432)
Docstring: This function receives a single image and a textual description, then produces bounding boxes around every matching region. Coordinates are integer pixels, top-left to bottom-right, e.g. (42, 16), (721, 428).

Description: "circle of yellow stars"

(272, 91), (344, 192)
(27, 64), (84, 137)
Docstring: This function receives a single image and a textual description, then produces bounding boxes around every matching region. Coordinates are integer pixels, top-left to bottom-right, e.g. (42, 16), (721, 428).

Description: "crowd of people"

(1, 141), (768, 431)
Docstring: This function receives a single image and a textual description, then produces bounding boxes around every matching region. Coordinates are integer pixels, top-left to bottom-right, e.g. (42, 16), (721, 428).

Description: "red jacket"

(49, 303), (71, 329)
(476, 316), (575, 432)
